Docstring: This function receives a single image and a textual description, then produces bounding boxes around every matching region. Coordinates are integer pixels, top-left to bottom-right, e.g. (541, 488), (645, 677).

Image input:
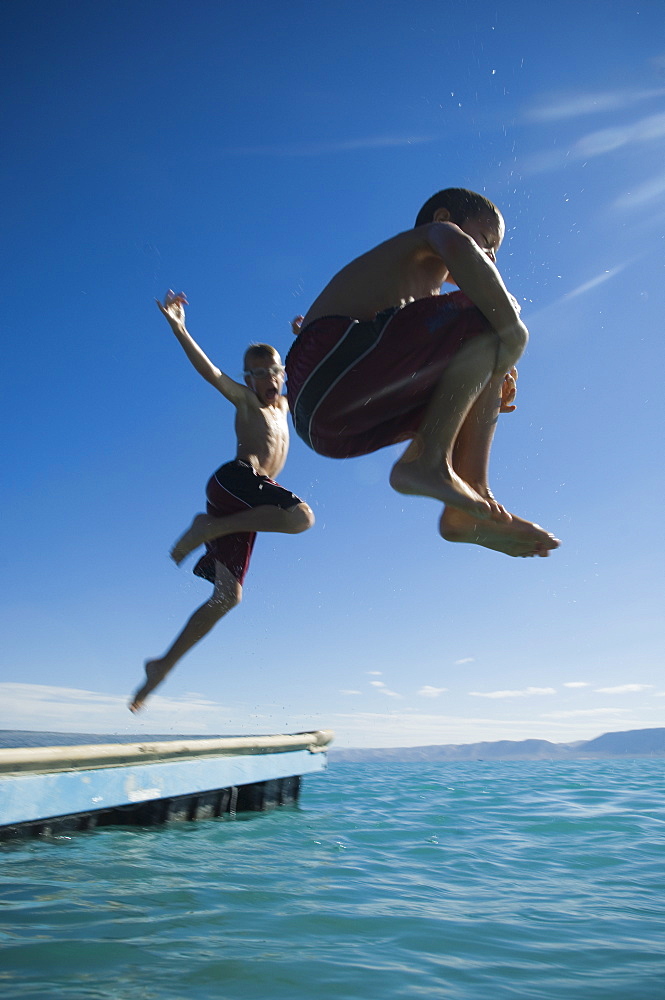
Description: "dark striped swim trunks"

(285, 291), (492, 459)
(194, 460), (303, 586)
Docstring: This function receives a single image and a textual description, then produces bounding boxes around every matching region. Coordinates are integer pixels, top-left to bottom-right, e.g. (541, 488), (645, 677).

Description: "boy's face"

(244, 353), (285, 406)
(459, 212), (504, 263)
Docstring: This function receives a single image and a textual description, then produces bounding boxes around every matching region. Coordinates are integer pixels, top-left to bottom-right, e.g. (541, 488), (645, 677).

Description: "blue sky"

(2, 0), (664, 747)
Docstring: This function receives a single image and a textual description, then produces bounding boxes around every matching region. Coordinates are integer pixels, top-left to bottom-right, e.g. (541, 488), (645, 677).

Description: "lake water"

(1, 756), (664, 999)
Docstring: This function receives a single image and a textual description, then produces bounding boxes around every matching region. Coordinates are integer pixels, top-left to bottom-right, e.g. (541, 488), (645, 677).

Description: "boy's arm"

(156, 293), (253, 408)
(422, 223), (527, 358)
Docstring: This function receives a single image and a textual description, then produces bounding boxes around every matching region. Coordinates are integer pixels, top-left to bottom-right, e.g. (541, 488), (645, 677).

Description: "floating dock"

(0, 730), (333, 838)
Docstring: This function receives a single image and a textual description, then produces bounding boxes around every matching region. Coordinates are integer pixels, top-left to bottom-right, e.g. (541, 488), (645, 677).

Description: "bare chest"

(235, 403), (289, 476)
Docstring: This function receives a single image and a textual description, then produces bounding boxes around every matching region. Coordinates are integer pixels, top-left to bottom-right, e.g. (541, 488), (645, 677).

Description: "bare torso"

(301, 229), (449, 326)
(235, 395), (290, 479)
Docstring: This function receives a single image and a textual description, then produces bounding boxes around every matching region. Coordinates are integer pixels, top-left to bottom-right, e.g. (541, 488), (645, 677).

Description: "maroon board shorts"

(286, 292), (493, 459)
(193, 459), (303, 586)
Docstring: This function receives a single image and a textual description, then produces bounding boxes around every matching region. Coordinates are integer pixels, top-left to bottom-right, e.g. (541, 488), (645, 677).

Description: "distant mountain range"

(330, 728), (665, 762)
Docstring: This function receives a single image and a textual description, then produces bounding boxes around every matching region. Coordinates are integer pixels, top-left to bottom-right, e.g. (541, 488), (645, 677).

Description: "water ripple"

(1, 759), (664, 999)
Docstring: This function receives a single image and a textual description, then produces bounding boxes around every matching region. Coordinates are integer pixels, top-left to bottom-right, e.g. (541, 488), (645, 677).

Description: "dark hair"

(414, 188), (502, 228)
(243, 343), (279, 369)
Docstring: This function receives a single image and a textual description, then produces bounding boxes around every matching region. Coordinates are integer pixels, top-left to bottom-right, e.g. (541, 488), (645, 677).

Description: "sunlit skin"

(129, 295), (314, 712)
(298, 206), (559, 558)
(301, 210), (506, 328)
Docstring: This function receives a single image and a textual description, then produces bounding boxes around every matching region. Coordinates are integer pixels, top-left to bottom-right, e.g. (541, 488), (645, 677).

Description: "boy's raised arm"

(156, 292), (250, 407)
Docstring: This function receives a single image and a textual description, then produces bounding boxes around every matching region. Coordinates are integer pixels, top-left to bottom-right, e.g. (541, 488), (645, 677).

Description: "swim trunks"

(193, 459), (303, 586)
(286, 291), (493, 459)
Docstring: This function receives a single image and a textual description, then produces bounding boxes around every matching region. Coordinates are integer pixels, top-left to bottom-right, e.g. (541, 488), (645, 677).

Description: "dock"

(0, 730), (333, 838)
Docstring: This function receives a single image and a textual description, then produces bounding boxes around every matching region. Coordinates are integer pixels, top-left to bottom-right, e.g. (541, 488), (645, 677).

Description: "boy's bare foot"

(390, 459), (506, 521)
(439, 507), (560, 557)
(171, 513), (212, 565)
(128, 659), (170, 713)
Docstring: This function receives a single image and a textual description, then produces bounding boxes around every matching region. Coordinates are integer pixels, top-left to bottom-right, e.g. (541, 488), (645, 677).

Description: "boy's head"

(415, 188), (504, 261)
(243, 343), (285, 405)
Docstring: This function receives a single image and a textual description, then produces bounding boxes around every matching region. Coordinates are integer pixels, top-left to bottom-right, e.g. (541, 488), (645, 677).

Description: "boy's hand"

(500, 367), (518, 412)
(156, 289), (189, 327)
(291, 315), (304, 336)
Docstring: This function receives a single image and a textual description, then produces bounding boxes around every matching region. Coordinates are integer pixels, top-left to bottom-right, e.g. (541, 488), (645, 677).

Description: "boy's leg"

(129, 563), (241, 712)
(450, 370), (509, 503)
(171, 501), (314, 565)
(389, 331), (513, 518)
(439, 373), (559, 556)
(388, 333), (559, 557)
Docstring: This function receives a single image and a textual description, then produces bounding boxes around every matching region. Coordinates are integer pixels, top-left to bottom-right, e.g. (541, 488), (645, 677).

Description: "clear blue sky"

(2, 0), (664, 746)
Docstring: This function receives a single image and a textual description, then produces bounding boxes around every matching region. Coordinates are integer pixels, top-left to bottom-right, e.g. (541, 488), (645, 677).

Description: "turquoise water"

(1, 759), (664, 999)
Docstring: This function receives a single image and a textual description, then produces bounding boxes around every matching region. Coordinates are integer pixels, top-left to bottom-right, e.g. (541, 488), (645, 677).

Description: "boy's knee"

(290, 502), (315, 533)
(212, 581), (242, 612)
(497, 320), (528, 368)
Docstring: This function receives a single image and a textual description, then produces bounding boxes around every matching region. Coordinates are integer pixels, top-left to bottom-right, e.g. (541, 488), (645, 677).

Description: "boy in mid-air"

(129, 292), (314, 712)
(286, 188), (559, 558)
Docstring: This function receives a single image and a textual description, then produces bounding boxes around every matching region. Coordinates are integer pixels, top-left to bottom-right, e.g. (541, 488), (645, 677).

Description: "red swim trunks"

(285, 292), (493, 459)
(193, 460), (303, 586)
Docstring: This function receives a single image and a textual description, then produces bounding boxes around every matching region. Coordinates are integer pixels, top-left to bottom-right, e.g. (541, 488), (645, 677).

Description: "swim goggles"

(244, 365), (285, 378)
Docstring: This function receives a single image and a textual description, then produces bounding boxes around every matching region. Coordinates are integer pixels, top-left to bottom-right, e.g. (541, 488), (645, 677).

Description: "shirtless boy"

(286, 187), (559, 559)
(129, 292), (314, 712)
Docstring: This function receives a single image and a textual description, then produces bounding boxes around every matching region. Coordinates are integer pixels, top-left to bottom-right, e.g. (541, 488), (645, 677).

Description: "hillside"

(330, 728), (665, 762)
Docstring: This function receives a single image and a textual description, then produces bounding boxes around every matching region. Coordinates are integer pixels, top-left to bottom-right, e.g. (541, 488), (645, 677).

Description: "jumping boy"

(129, 292), (314, 712)
(286, 188), (559, 559)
